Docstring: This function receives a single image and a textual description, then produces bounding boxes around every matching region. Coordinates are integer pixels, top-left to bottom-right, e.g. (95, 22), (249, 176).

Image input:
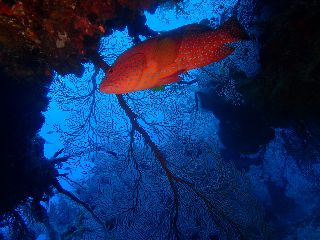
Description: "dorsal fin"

(216, 17), (248, 42)
(181, 23), (213, 33)
(156, 23), (212, 40)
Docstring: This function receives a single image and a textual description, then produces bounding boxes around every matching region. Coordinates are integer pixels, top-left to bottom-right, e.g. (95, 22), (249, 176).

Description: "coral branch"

(116, 94), (181, 234)
(116, 94), (244, 237)
(52, 180), (107, 236)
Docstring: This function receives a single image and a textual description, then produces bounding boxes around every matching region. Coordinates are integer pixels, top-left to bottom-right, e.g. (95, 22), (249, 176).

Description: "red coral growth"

(80, 0), (115, 20)
(118, 0), (157, 9)
(0, 1), (24, 17)
(0, 0), (168, 80)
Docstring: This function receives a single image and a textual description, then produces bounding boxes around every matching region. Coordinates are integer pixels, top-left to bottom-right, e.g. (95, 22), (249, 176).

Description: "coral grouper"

(100, 17), (247, 94)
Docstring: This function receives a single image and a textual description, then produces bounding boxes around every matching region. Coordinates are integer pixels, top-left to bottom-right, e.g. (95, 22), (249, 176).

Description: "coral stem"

(52, 180), (107, 236)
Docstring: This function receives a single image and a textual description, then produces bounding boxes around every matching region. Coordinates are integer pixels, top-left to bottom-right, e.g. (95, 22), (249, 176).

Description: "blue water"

(2, 0), (319, 239)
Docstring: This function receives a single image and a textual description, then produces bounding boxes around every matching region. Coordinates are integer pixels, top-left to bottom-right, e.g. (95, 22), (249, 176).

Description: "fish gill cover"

(1, 0), (320, 239)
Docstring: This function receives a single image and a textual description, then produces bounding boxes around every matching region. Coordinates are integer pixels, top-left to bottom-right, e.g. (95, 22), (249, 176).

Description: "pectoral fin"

(157, 73), (181, 86)
(151, 85), (166, 91)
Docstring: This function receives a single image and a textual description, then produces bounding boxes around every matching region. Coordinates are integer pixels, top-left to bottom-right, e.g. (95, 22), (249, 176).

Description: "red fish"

(99, 18), (247, 94)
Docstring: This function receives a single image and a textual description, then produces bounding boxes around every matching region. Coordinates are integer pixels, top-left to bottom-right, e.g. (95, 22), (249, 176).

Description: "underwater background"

(1, 0), (320, 239)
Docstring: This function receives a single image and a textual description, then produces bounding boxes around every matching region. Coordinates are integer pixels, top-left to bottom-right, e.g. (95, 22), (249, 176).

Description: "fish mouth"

(99, 81), (113, 93)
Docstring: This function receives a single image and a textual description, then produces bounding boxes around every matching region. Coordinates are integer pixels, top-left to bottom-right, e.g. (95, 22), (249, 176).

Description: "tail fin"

(218, 17), (249, 43)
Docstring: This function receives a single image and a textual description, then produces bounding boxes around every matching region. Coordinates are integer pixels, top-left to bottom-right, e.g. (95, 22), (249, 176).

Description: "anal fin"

(158, 74), (181, 85)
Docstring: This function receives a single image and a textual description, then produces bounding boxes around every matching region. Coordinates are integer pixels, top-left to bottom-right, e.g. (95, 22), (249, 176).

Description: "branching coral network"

(116, 93), (245, 238)
(44, 55), (267, 239)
